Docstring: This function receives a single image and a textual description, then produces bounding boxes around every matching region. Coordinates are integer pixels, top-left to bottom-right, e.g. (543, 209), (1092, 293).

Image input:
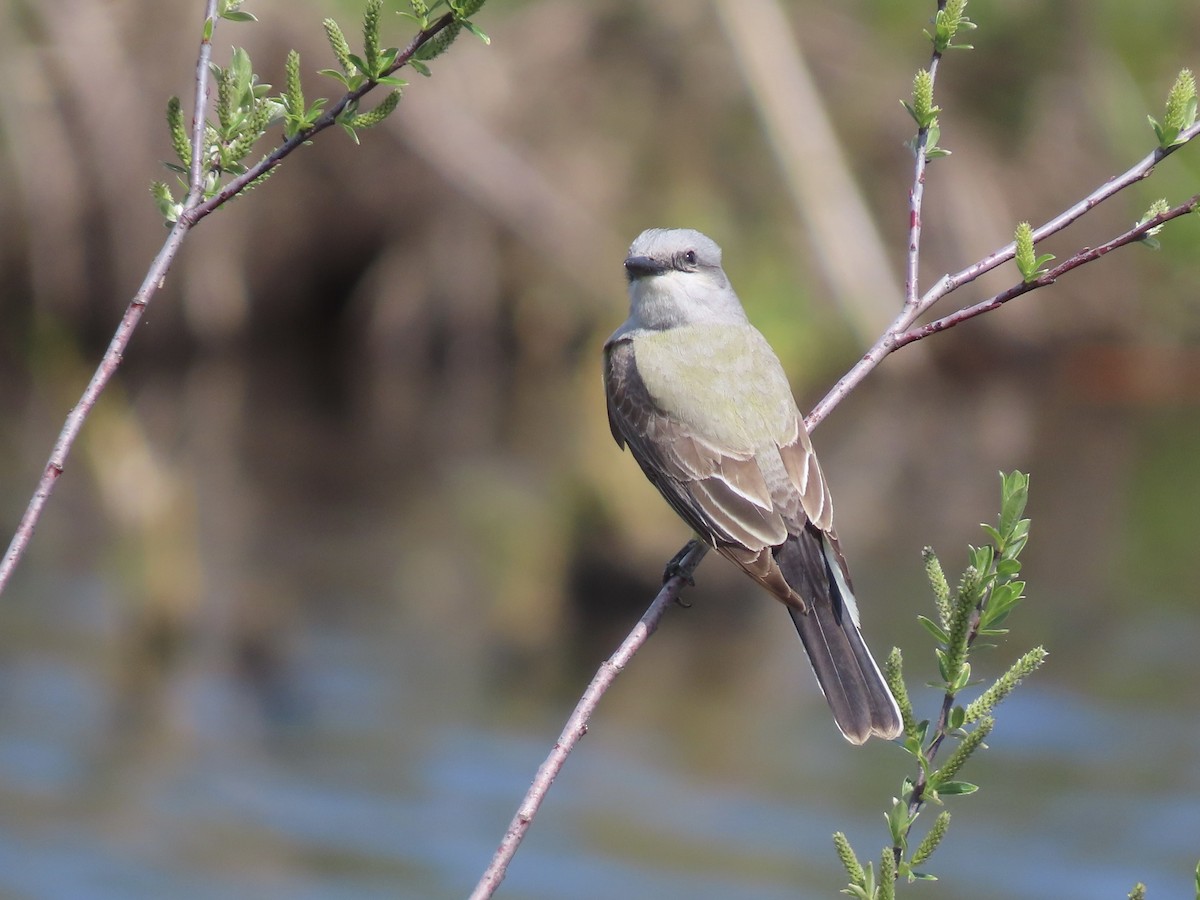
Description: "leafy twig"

(180, 10), (461, 224)
(837, 473), (1046, 894)
(0, 0), (487, 599)
(903, 0), (975, 305)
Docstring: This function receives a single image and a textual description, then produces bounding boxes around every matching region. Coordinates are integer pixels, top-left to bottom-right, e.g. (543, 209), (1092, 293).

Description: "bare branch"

(904, 52), (944, 306)
(807, 118), (1200, 431)
(895, 193), (1200, 348)
(188, 2), (220, 198)
(469, 541), (710, 900)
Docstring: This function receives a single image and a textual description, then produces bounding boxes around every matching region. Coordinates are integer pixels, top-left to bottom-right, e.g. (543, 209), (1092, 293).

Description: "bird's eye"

(683, 250), (698, 266)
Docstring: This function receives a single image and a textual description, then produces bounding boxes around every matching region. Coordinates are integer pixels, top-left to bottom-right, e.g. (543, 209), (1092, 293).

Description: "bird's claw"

(663, 562), (695, 588)
(662, 541), (699, 588)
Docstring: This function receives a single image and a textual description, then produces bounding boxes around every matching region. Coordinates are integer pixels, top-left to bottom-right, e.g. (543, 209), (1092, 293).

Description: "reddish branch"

(469, 541), (709, 900)
(807, 119), (1200, 431)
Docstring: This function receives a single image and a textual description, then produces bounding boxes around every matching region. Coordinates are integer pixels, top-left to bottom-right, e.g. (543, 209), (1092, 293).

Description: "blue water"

(0, 566), (1196, 900)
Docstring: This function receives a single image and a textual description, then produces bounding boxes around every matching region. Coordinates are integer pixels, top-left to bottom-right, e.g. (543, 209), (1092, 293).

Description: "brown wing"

(777, 416), (834, 534)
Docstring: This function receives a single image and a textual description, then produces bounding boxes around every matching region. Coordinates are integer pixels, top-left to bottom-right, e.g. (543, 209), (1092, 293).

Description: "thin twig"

(936, 119), (1200, 300)
(187, 5), (218, 199)
(806, 118), (1200, 431)
(895, 192), (1200, 348)
(903, 9), (945, 306)
(0, 0), (221, 597)
(469, 540), (709, 900)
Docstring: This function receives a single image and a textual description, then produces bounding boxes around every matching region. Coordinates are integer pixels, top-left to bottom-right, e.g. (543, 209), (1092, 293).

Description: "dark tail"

(776, 529), (902, 744)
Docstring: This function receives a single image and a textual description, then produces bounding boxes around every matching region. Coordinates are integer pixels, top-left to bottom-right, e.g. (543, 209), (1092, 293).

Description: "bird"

(603, 227), (902, 744)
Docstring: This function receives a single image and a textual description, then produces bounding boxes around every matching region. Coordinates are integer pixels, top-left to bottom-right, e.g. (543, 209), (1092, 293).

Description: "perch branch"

(469, 541), (709, 900)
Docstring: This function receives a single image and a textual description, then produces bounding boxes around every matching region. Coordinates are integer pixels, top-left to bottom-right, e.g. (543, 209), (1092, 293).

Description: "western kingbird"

(603, 228), (902, 744)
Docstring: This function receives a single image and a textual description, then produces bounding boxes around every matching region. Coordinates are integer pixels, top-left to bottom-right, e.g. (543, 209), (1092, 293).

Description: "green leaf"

(933, 780), (978, 796)
(917, 615), (950, 644)
(378, 48), (400, 70)
(949, 661), (972, 693)
(999, 471), (1030, 529)
(463, 19), (490, 44)
(947, 705), (965, 731)
(903, 733), (924, 757)
(968, 545), (993, 578)
(886, 797), (915, 846)
(318, 68), (354, 89)
(935, 647), (950, 683)
(993, 558), (1021, 578)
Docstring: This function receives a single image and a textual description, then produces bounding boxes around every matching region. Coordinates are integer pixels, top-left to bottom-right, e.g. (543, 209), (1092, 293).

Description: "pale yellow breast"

(633, 324), (799, 454)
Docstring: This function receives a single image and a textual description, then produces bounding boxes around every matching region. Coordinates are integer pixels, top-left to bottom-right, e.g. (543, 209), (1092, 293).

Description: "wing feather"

(778, 418), (834, 532)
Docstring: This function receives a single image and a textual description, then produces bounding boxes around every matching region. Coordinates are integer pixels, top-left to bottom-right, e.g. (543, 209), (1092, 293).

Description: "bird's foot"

(662, 539), (700, 587)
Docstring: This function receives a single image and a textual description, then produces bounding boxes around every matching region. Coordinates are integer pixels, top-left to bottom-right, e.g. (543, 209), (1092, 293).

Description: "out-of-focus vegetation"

(1, 3), (1199, 896)
(0, 0), (1197, 659)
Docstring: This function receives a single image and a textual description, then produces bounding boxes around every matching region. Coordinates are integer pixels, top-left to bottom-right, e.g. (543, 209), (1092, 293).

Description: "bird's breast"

(632, 324), (797, 453)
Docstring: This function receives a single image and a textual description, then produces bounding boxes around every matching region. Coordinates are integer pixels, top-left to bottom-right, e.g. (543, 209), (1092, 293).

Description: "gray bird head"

(621, 228), (749, 331)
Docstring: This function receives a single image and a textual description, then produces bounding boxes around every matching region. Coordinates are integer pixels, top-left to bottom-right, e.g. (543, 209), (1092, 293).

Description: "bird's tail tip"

(787, 603), (903, 745)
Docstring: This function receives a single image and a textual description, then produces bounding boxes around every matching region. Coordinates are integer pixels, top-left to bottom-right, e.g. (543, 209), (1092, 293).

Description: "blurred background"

(2, 0), (1200, 897)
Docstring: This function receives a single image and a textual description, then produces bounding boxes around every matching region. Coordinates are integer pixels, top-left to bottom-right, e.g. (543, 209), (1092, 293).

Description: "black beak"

(624, 255), (669, 280)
